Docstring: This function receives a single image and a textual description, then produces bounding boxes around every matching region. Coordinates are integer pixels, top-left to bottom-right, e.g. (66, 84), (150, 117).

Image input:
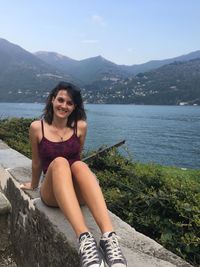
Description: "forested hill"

(85, 58), (200, 105)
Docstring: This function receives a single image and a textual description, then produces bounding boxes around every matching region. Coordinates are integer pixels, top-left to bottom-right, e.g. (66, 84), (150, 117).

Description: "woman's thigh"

(40, 157), (71, 207)
(40, 166), (58, 207)
(40, 159), (86, 207)
(71, 161), (98, 187)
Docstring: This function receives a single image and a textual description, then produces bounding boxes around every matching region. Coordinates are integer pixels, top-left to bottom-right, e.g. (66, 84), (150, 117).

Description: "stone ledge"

(0, 188), (12, 260)
(0, 140), (10, 150)
(0, 190), (11, 215)
(0, 140), (193, 267)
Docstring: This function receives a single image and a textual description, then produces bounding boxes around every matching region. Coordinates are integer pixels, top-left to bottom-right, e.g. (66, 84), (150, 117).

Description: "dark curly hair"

(42, 81), (86, 128)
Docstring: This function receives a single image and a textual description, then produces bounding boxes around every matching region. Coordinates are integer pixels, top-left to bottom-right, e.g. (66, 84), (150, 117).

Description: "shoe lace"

(102, 234), (125, 263)
(79, 235), (99, 265)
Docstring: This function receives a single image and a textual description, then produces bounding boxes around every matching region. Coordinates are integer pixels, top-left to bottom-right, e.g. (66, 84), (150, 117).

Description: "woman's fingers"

(20, 182), (32, 190)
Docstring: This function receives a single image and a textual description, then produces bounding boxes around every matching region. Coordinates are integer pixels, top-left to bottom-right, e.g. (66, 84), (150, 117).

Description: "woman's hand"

(20, 182), (37, 190)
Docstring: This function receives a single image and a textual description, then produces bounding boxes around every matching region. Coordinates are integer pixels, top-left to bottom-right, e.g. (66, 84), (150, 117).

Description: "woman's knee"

(50, 157), (70, 170)
(72, 161), (98, 182)
(71, 160), (89, 171)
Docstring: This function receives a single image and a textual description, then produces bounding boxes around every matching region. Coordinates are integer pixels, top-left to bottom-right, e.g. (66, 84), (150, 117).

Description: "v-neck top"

(38, 120), (81, 174)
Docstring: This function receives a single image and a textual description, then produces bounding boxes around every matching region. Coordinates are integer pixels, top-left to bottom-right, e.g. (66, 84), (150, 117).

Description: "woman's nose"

(61, 102), (67, 108)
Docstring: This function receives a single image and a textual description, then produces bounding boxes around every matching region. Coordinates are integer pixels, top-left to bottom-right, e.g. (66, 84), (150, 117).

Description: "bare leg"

(71, 161), (114, 234)
(40, 157), (89, 237)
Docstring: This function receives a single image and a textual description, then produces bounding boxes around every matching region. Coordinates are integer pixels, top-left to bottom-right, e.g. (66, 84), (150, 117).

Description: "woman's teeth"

(58, 108), (67, 113)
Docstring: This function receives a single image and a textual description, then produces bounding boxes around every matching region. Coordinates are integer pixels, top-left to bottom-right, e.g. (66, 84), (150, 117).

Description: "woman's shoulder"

(29, 120), (42, 134)
(76, 120), (87, 137)
(77, 120), (87, 130)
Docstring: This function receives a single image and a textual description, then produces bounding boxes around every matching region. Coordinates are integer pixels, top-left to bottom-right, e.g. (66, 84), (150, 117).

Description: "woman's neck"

(52, 117), (68, 129)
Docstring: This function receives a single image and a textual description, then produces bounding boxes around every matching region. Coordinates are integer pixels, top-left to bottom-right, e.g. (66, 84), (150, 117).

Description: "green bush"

(90, 149), (200, 266)
(0, 118), (32, 158)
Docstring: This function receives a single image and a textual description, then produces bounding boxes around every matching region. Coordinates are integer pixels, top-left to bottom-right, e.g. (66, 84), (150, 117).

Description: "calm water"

(0, 103), (200, 169)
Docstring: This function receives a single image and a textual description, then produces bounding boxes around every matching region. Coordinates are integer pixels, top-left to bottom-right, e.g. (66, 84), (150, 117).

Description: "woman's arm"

(77, 120), (87, 157)
(30, 121), (43, 188)
(20, 121), (42, 190)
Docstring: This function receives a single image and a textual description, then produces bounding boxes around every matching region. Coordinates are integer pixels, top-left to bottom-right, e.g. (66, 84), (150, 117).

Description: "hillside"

(0, 38), (73, 102)
(35, 50), (200, 84)
(35, 52), (130, 84)
(124, 50), (200, 74)
(85, 59), (200, 105)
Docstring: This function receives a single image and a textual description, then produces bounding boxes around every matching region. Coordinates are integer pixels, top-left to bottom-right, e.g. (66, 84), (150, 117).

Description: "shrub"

(90, 149), (200, 266)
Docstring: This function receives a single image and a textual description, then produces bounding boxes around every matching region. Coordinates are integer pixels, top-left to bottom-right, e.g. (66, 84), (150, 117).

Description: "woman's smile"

(57, 108), (67, 113)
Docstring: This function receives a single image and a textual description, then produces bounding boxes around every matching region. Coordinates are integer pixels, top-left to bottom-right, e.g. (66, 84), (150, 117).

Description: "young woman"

(20, 81), (127, 267)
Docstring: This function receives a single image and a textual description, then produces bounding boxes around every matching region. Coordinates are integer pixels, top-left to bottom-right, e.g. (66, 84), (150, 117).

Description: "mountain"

(35, 50), (200, 84)
(124, 50), (200, 74)
(35, 52), (130, 84)
(0, 37), (200, 104)
(84, 58), (200, 105)
(0, 38), (73, 102)
(34, 51), (79, 81)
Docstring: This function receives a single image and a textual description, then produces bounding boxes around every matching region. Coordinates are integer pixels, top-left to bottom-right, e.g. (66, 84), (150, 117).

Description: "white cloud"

(91, 15), (106, 26)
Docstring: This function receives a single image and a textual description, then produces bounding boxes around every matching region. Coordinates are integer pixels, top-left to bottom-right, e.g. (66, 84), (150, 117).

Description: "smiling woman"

(19, 81), (127, 267)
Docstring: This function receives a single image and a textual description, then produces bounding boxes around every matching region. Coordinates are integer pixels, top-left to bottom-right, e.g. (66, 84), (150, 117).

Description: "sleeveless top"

(38, 120), (81, 174)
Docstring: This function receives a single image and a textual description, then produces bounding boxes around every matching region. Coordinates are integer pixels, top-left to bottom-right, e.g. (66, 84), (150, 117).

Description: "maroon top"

(38, 120), (81, 174)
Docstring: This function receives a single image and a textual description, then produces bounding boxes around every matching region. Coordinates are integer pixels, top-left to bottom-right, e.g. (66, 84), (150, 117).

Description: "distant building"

(179, 102), (188, 106)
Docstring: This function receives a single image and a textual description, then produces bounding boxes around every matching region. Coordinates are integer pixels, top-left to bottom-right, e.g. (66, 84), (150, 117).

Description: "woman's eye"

(67, 101), (73, 106)
(57, 97), (64, 103)
(56, 97), (74, 106)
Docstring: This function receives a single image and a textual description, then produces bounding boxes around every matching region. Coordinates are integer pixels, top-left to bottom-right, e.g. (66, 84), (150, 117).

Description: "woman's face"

(52, 90), (75, 119)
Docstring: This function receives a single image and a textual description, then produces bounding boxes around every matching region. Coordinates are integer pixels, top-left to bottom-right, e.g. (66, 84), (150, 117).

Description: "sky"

(0, 0), (200, 65)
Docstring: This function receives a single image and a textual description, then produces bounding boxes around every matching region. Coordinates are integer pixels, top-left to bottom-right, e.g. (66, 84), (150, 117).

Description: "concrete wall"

(0, 140), (193, 267)
(0, 188), (17, 267)
(0, 189), (11, 251)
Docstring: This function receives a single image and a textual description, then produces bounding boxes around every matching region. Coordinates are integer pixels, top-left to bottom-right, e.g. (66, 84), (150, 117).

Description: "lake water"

(0, 103), (200, 169)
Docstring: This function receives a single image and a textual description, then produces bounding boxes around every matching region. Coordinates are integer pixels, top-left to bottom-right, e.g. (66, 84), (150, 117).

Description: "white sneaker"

(79, 232), (104, 267)
(100, 232), (127, 267)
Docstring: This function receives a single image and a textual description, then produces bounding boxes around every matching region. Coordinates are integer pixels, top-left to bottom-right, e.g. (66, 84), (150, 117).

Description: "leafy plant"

(90, 149), (200, 266)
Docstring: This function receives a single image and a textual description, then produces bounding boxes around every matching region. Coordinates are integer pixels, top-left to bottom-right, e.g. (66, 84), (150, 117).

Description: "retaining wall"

(0, 140), (193, 267)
